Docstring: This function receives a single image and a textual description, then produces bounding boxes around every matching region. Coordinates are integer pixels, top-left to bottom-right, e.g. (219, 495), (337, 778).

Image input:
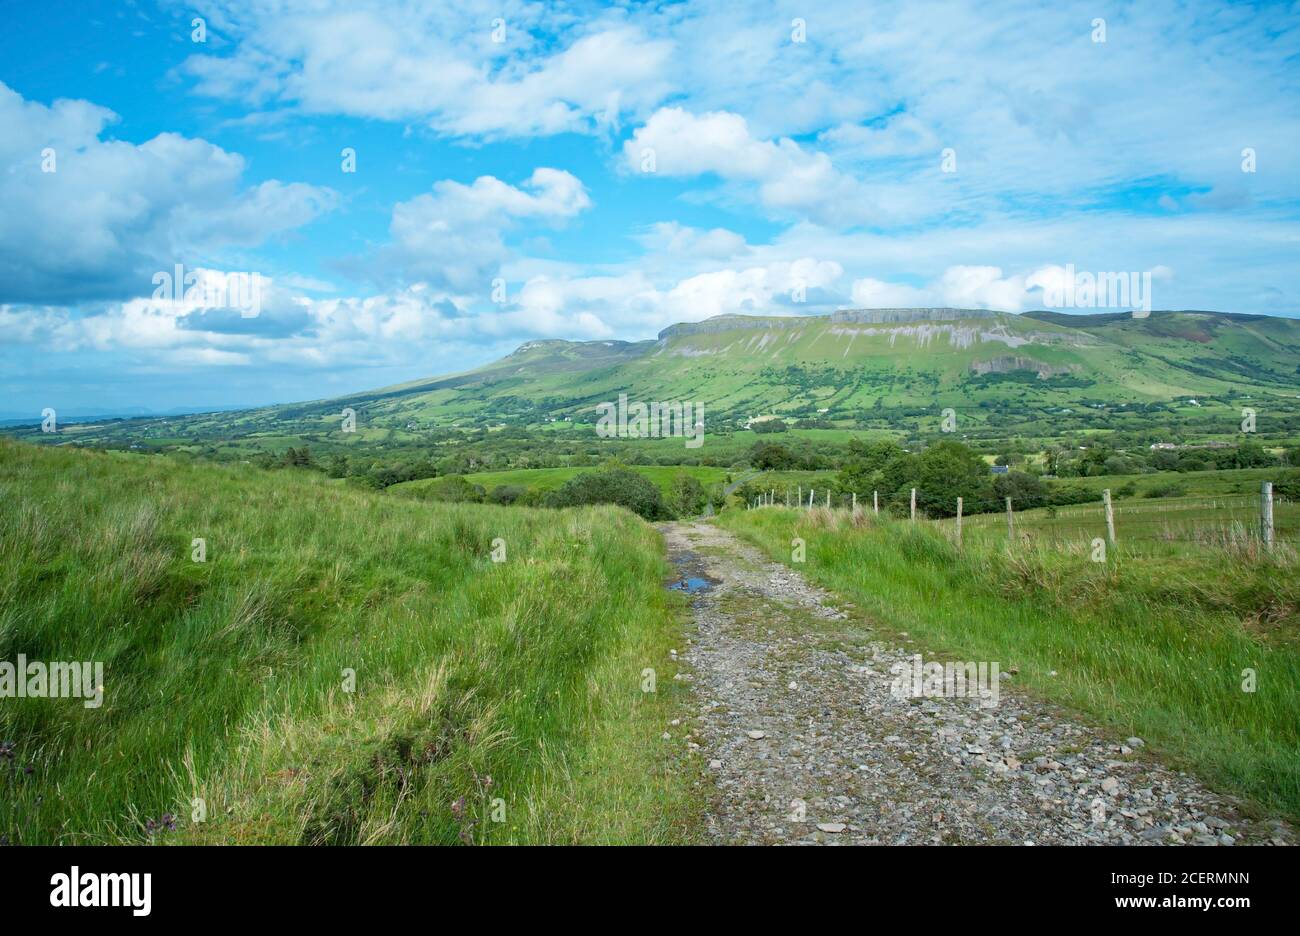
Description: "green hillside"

(10, 308), (1300, 457)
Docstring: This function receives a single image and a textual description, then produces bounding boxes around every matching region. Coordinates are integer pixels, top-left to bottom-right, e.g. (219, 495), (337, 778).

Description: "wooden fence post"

(910, 488), (917, 521)
(826, 489), (831, 509)
(956, 496), (963, 548)
(809, 488), (815, 509)
(798, 485), (802, 508)
(1006, 496), (1014, 543)
(1103, 489), (1116, 545)
(1262, 481), (1274, 550)
(873, 490), (879, 516)
(852, 492), (857, 513)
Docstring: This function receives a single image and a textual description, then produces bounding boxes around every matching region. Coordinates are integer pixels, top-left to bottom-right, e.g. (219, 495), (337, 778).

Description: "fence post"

(1103, 488), (1116, 545)
(873, 490), (879, 516)
(956, 496), (963, 548)
(826, 489), (831, 509)
(809, 488), (815, 509)
(910, 488), (917, 521)
(1006, 496), (1014, 543)
(852, 491), (857, 513)
(1262, 481), (1274, 551)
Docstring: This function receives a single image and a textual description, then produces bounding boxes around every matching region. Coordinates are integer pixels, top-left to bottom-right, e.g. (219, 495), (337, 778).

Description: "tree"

(914, 440), (994, 517)
(836, 439), (913, 498)
(749, 441), (796, 471)
(993, 471), (1048, 510)
(1233, 439), (1274, 468)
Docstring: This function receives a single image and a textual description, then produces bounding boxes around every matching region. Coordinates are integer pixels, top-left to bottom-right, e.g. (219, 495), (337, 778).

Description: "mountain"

(14, 309), (1300, 446)
(334, 307), (1300, 425)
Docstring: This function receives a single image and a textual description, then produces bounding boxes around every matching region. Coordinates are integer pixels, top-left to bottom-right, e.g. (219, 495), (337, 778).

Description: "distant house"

(1150, 442), (1177, 450)
(990, 465), (1009, 475)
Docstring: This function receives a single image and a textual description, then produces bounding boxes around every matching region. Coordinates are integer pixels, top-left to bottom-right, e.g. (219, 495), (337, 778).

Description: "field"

(720, 507), (1300, 820)
(0, 440), (699, 845)
(389, 464), (732, 498)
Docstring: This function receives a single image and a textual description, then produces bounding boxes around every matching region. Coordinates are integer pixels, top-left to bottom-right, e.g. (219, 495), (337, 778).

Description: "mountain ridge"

(12, 308), (1300, 446)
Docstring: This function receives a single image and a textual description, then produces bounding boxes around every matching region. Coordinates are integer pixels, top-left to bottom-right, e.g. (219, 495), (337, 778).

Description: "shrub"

(543, 468), (669, 520)
(411, 475), (485, 503)
(487, 484), (528, 506)
(1144, 481), (1188, 499)
(668, 473), (706, 518)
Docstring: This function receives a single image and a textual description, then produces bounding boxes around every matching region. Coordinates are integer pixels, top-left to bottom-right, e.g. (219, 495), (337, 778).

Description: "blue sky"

(2, 0), (1298, 414)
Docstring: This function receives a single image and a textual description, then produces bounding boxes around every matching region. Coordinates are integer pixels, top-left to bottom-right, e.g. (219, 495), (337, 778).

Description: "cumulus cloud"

(0, 82), (336, 305)
(623, 107), (922, 226)
(851, 266), (1039, 312)
(376, 168), (592, 292)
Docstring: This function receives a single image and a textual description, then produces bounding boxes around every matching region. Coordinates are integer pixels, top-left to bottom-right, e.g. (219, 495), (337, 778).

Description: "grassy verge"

(719, 506), (1300, 821)
(0, 440), (699, 844)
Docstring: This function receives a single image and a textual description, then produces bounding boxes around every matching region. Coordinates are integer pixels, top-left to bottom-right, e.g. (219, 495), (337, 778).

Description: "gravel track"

(661, 519), (1294, 846)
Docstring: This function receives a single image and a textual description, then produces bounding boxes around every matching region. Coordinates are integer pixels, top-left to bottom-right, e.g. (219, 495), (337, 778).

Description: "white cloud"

(623, 107), (925, 226)
(181, 3), (672, 139)
(0, 82), (336, 305)
(852, 266), (1036, 312)
(379, 168), (592, 292)
(634, 222), (749, 259)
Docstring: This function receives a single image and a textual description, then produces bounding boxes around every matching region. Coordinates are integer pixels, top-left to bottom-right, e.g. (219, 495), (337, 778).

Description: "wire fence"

(745, 483), (1298, 550)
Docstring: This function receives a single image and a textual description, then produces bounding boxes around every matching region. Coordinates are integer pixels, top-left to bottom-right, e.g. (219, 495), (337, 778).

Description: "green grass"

(1054, 466), (1285, 499)
(391, 464), (731, 498)
(949, 493), (1300, 549)
(719, 506), (1300, 821)
(0, 440), (700, 844)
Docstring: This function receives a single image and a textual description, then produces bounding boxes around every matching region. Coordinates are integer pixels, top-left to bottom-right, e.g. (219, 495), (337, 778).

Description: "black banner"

(0, 845), (1278, 922)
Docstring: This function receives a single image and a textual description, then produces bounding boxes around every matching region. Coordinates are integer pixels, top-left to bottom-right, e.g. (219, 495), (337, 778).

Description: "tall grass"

(721, 506), (1300, 820)
(0, 440), (697, 844)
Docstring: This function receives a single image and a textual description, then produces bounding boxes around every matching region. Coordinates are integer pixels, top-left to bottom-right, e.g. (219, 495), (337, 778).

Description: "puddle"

(670, 577), (713, 594)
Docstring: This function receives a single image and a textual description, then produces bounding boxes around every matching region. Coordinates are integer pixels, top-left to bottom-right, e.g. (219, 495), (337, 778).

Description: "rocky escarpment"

(970, 355), (1079, 378)
(658, 308), (1005, 340)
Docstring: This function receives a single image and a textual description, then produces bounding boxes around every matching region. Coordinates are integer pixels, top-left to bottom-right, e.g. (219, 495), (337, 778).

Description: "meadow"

(389, 463), (731, 499)
(0, 440), (699, 845)
(720, 507), (1300, 820)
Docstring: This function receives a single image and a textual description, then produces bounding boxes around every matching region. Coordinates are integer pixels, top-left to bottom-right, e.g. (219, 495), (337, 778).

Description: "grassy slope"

(719, 507), (1300, 820)
(0, 440), (698, 844)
